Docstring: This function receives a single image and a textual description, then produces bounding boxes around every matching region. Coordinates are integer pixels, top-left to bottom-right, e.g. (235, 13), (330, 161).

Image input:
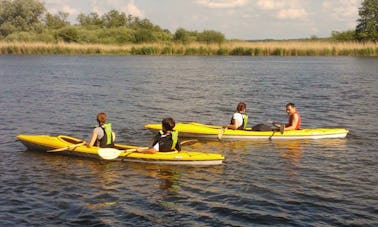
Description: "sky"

(44, 0), (362, 40)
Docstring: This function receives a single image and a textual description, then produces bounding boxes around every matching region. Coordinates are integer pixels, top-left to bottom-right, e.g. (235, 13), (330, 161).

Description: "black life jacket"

(96, 123), (114, 148)
(152, 130), (180, 152)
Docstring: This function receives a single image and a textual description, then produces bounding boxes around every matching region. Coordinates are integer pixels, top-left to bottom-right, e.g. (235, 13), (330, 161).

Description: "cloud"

(322, 0), (360, 20)
(256, 0), (308, 20)
(256, 0), (285, 10)
(196, 0), (248, 8)
(277, 8), (307, 19)
(124, 0), (144, 17)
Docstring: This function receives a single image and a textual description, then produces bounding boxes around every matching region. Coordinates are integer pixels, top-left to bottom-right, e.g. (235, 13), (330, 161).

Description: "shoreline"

(1, 41), (377, 56)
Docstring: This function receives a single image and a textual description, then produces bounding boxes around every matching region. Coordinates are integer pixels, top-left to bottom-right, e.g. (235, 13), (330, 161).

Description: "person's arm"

(112, 132), (116, 141)
(285, 113), (299, 131)
(136, 147), (157, 154)
(87, 129), (97, 147)
(227, 114), (241, 130)
(226, 121), (238, 129)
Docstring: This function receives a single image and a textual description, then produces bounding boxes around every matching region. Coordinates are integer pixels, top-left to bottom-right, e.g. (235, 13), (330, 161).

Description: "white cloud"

(124, 0), (144, 17)
(196, 0), (248, 8)
(256, 0), (285, 10)
(256, 0), (308, 20)
(277, 8), (307, 19)
(322, 0), (360, 20)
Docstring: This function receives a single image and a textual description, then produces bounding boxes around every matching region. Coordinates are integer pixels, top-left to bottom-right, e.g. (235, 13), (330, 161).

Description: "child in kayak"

(87, 112), (116, 148)
(273, 103), (301, 131)
(226, 102), (248, 130)
(136, 117), (181, 154)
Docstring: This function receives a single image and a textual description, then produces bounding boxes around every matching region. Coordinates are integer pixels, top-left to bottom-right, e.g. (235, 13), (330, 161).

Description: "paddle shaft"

(101, 139), (198, 160)
(47, 141), (86, 152)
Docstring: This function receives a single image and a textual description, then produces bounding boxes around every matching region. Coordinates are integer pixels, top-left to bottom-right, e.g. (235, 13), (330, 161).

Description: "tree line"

(0, 0), (225, 44)
(0, 0), (377, 44)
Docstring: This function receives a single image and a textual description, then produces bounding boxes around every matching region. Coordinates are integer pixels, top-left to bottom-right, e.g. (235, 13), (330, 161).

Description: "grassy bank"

(1, 41), (377, 56)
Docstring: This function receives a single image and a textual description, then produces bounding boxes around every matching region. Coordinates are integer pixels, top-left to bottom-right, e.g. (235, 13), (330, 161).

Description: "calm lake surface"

(0, 55), (377, 226)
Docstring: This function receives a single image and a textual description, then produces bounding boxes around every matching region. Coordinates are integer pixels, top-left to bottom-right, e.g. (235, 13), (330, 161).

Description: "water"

(0, 55), (377, 226)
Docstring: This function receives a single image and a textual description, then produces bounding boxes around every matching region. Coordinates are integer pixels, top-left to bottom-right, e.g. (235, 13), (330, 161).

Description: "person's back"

(87, 112), (115, 148)
(137, 117), (181, 153)
(227, 102), (248, 130)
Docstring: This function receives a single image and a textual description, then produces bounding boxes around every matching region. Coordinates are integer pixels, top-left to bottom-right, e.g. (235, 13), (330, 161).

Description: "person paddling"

(136, 117), (181, 154)
(273, 103), (301, 131)
(226, 102), (248, 130)
(87, 112), (116, 148)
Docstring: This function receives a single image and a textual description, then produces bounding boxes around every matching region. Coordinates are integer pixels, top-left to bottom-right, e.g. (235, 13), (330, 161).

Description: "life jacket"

(288, 112), (301, 130)
(152, 130), (180, 152)
(230, 113), (248, 130)
(97, 123), (114, 148)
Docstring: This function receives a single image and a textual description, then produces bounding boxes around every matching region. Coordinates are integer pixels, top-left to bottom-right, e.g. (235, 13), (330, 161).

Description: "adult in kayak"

(226, 102), (248, 130)
(136, 117), (181, 154)
(87, 112), (116, 148)
(273, 103), (301, 131)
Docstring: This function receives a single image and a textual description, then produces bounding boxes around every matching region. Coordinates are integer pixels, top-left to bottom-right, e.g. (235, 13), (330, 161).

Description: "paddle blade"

(217, 128), (225, 140)
(280, 124), (285, 134)
(180, 139), (198, 146)
(98, 148), (122, 160)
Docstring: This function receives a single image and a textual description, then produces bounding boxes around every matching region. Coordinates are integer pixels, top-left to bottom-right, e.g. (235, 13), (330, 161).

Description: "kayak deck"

(17, 134), (224, 166)
(144, 122), (349, 140)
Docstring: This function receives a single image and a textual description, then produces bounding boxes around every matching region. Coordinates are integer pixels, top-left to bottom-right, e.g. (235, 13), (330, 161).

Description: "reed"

(0, 40), (377, 56)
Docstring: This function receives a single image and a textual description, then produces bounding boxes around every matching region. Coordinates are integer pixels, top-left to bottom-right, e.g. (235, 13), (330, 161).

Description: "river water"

(0, 55), (377, 226)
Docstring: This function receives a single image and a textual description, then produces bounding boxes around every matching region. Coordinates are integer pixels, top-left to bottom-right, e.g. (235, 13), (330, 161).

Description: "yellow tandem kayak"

(17, 134), (224, 166)
(144, 122), (349, 140)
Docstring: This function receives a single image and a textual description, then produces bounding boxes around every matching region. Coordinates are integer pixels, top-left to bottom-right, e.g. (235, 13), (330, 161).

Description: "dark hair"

(162, 117), (175, 132)
(286, 103), (296, 108)
(236, 102), (246, 112)
(97, 112), (107, 125)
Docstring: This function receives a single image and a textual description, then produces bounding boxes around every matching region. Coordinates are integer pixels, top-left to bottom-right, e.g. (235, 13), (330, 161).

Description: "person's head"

(236, 102), (246, 113)
(96, 112), (108, 126)
(162, 117), (175, 132)
(285, 103), (297, 115)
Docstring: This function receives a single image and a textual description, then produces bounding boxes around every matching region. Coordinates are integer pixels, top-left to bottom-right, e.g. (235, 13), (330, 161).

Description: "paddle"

(268, 120), (285, 140)
(47, 141), (86, 152)
(98, 139), (199, 160)
(217, 127), (226, 140)
(268, 120), (285, 134)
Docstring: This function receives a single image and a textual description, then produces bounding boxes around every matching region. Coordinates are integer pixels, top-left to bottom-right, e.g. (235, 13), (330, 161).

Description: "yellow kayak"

(17, 134), (224, 166)
(144, 122), (349, 140)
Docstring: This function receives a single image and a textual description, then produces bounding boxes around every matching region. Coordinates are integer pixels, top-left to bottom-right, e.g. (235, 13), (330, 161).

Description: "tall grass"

(0, 40), (377, 56)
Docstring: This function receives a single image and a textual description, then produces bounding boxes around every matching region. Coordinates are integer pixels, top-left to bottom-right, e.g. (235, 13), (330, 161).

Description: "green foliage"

(331, 30), (356, 41)
(197, 30), (225, 45)
(102, 10), (127, 28)
(95, 27), (135, 44)
(56, 26), (79, 42)
(4, 30), (55, 42)
(77, 12), (104, 28)
(356, 0), (378, 41)
(45, 12), (69, 29)
(0, 0), (45, 36)
(134, 29), (157, 43)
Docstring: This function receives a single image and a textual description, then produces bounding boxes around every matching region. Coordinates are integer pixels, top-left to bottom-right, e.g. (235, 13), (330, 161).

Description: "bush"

(56, 26), (79, 42)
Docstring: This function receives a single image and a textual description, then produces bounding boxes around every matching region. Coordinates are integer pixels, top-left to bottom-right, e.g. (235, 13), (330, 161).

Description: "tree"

(331, 30), (356, 41)
(356, 0), (378, 41)
(197, 30), (225, 45)
(45, 12), (69, 29)
(56, 26), (78, 42)
(102, 10), (127, 28)
(77, 12), (104, 28)
(174, 28), (190, 43)
(0, 0), (45, 36)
